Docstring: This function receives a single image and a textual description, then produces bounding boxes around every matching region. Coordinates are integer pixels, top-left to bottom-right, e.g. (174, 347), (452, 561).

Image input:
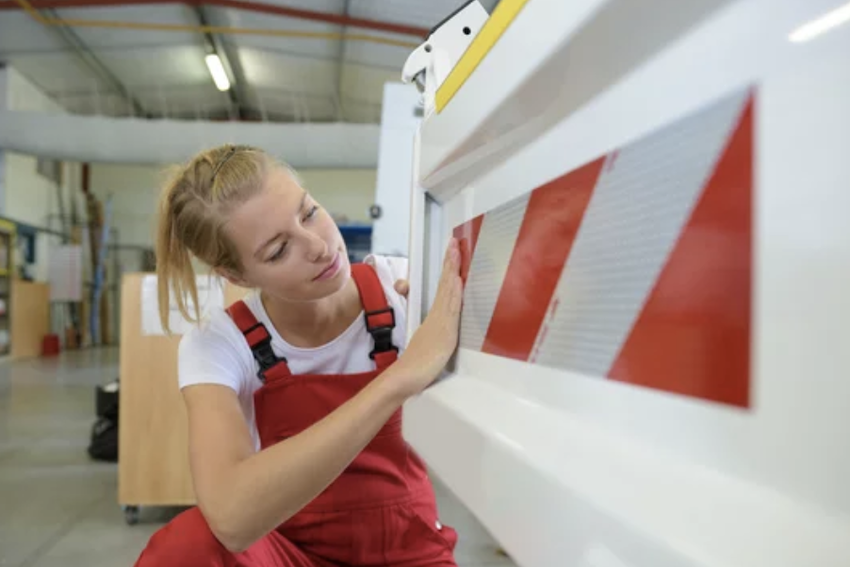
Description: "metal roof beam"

(28, 7), (148, 117)
(0, 0), (430, 37)
(333, 0), (351, 122)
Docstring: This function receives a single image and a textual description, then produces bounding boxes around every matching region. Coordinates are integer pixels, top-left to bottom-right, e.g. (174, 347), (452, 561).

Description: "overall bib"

(135, 263), (458, 567)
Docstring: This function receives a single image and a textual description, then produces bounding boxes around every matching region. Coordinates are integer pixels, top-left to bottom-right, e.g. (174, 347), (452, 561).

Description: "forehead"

(262, 165), (302, 197)
(225, 167), (306, 248)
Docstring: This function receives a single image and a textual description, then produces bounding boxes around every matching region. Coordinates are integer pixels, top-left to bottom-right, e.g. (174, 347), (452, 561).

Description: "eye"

(267, 243), (287, 262)
(304, 205), (319, 221)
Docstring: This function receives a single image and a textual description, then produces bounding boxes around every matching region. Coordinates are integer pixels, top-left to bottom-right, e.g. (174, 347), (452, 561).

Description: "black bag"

(88, 416), (118, 462)
(88, 380), (119, 462)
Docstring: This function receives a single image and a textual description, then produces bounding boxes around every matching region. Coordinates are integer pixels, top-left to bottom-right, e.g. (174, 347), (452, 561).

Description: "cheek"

(254, 265), (302, 296)
(242, 259), (289, 287)
(318, 215), (342, 245)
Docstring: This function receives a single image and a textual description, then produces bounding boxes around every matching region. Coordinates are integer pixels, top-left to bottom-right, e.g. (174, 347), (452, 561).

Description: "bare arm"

(185, 239), (462, 552)
(184, 367), (407, 552)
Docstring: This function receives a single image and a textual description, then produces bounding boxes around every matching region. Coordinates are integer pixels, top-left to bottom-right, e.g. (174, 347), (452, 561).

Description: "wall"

(4, 66), (66, 230)
(298, 169), (377, 224)
(6, 66), (64, 113)
(89, 163), (166, 248)
(2, 66), (81, 282)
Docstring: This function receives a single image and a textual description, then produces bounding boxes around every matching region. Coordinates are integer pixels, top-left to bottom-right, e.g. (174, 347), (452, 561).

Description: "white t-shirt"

(178, 255), (409, 450)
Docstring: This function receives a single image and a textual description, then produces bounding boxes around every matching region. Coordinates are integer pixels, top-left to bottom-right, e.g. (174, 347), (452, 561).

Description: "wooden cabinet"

(10, 281), (50, 359)
(117, 273), (247, 516)
(117, 274), (196, 509)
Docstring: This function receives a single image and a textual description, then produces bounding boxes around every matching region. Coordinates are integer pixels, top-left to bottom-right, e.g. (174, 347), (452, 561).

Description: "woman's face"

(222, 166), (350, 302)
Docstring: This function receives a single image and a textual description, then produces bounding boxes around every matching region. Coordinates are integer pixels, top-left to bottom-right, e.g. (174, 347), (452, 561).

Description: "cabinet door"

(118, 274), (195, 506)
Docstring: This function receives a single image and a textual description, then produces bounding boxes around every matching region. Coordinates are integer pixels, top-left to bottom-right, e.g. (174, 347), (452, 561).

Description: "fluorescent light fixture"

(205, 53), (231, 91)
(789, 1), (850, 43)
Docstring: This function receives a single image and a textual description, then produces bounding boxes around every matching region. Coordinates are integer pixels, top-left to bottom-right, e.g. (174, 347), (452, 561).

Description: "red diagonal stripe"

(481, 157), (606, 361)
(453, 215), (484, 285)
(608, 94), (754, 407)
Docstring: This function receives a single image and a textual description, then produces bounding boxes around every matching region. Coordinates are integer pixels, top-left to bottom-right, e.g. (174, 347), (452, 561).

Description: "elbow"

(221, 538), (251, 555)
(203, 502), (258, 554)
(197, 476), (299, 554)
(208, 515), (254, 554)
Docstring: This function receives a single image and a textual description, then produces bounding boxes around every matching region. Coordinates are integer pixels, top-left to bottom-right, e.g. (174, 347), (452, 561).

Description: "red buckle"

(244, 322), (288, 383)
(372, 350), (398, 368)
(365, 307), (398, 361)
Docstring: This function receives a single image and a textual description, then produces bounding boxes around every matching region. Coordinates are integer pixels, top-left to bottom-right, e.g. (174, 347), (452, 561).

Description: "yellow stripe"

(435, 0), (533, 112)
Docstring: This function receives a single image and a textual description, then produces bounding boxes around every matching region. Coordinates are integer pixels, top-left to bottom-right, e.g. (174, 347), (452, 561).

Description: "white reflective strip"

(459, 194), (531, 351)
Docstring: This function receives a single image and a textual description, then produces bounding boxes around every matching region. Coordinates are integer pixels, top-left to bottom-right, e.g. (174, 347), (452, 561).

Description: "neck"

(260, 277), (361, 348)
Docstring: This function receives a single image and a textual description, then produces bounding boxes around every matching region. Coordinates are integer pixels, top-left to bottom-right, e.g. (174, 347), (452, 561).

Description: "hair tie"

(210, 145), (238, 181)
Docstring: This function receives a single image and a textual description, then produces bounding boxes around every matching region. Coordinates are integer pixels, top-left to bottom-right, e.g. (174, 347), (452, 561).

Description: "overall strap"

(351, 263), (399, 370)
(226, 300), (291, 383)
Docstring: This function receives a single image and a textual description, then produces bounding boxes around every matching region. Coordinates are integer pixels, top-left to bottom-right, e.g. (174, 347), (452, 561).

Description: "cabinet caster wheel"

(124, 505), (140, 525)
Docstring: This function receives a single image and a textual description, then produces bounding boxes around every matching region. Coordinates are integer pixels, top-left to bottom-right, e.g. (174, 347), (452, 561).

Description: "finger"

(435, 243), (459, 304)
(429, 239), (461, 312)
(443, 240), (460, 284)
(448, 274), (463, 315)
(443, 238), (459, 271)
(394, 279), (410, 297)
(433, 244), (453, 298)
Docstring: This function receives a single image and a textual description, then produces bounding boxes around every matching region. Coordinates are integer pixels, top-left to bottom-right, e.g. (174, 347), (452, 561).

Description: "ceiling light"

(205, 53), (231, 91)
(789, 1), (850, 43)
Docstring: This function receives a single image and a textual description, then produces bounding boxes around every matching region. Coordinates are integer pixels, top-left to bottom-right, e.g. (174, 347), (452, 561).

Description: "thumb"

(394, 279), (410, 298)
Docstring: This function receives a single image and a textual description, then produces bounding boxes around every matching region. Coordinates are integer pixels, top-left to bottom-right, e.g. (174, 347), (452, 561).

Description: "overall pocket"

(377, 498), (458, 565)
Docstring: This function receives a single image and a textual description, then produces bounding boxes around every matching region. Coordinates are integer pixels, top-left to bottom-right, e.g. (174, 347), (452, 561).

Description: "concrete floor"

(0, 348), (514, 567)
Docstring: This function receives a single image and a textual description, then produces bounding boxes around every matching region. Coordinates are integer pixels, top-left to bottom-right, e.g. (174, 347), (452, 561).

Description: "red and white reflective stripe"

(454, 87), (754, 408)
(482, 156), (605, 362)
(456, 194), (529, 353)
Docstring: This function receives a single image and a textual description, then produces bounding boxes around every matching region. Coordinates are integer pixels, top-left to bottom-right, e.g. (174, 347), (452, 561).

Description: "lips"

(313, 252), (341, 281)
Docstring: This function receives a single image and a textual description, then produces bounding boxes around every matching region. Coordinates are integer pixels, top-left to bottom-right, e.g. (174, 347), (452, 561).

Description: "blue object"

(15, 224), (36, 264)
(338, 224), (372, 264)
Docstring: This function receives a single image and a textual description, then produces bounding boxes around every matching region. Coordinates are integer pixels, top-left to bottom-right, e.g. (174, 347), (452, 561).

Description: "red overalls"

(135, 263), (458, 567)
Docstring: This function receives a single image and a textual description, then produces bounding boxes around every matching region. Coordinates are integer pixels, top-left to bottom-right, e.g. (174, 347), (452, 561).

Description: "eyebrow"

(253, 190), (309, 260)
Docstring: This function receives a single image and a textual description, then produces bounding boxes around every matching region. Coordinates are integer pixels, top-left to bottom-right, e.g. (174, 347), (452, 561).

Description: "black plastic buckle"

(246, 323), (286, 382)
(365, 307), (398, 360)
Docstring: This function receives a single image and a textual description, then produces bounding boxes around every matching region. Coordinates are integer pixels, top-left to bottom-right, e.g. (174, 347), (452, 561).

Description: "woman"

(135, 144), (464, 567)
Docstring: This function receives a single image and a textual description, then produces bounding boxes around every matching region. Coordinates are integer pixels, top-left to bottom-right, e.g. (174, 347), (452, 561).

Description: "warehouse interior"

(0, 0), (512, 565)
(3, 0), (850, 566)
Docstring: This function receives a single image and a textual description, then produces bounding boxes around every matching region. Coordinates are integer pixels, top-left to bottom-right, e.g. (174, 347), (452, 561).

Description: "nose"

(303, 230), (328, 262)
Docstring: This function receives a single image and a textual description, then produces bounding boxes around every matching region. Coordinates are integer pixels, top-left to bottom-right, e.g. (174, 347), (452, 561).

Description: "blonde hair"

(155, 144), (283, 333)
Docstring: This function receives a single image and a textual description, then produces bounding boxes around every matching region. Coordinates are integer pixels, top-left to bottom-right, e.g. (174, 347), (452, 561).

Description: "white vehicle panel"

(403, 0), (850, 566)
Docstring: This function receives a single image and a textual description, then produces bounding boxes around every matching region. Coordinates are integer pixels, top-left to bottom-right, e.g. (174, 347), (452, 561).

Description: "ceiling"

(0, 0), (500, 124)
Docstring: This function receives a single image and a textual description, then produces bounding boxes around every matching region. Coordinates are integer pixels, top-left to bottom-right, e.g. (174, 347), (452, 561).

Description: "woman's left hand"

(393, 279), (409, 298)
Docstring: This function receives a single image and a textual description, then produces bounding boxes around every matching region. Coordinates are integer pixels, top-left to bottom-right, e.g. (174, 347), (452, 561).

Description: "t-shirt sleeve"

(177, 312), (253, 395)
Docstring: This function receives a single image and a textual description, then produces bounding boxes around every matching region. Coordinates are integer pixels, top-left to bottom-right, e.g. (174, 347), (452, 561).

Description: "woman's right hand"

(391, 237), (464, 398)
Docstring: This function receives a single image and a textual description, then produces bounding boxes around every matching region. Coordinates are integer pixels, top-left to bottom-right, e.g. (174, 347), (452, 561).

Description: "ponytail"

(155, 175), (200, 334)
